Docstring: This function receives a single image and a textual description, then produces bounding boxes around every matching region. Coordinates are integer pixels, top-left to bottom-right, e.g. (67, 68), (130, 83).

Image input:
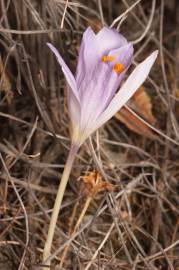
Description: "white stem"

(42, 143), (79, 269)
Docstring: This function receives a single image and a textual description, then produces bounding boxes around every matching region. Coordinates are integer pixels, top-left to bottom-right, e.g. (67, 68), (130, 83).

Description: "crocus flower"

(43, 28), (158, 268)
(47, 27), (158, 145)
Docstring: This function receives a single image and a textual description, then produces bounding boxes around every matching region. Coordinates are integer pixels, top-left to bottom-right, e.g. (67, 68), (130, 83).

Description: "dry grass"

(0, 0), (179, 269)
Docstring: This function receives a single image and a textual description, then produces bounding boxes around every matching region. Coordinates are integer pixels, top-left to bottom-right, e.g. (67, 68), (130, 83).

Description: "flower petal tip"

(84, 26), (95, 37)
(144, 50), (158, 71)
(46, 42), (53, 49)
(46, 42), (59, 57)
(149, 50), (158, 62)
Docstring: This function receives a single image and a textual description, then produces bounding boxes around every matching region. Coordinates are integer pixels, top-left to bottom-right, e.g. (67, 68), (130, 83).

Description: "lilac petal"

(47, 43), (79, 102)
(89, 50), (158, 135)
(98, 43), (134, 108)
(109, 43), (134, 69)
(79, 70), (118, 135)
(96, 27), (128, 55)
(79, 43), (134, 132)
(79, 62), (110, 131)
(76, 27), (99, 89)
(67, 87), (81, 133)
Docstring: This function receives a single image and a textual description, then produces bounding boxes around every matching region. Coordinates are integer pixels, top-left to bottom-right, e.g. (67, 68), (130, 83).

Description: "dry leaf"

(115, 107), (156, 139)
(132, 86), (156, 124)
(115, 86), (156, 139)
(0, 56), (13, 104)
(79, 171), (114, 197)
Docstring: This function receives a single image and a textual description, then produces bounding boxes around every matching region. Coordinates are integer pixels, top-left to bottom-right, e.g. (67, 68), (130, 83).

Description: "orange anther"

(101, 55), (114, 62)
(101, 56), (107, 62)
(113, 63), (124, 74)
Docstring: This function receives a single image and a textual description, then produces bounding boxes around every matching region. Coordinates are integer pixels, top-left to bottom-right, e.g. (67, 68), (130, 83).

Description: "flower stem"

(42, 143), (79, 269)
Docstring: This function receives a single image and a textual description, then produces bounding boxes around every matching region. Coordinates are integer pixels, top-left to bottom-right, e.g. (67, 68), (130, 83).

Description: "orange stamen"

(101, 55), (114, 62)
(113, 63), (124, 74)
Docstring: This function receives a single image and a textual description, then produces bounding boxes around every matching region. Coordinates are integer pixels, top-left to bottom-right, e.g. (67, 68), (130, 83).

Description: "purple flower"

(47, 27), (158, 145)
